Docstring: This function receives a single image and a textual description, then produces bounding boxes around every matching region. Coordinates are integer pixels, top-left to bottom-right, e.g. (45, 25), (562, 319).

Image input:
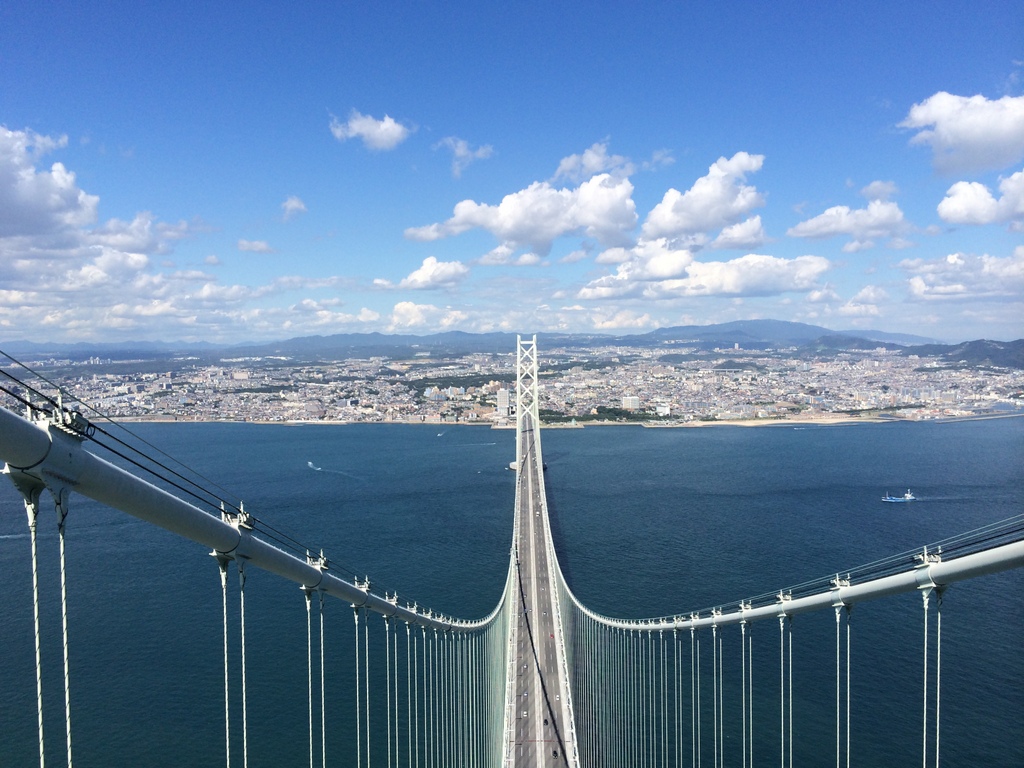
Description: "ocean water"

(0, 416), (1021, 766)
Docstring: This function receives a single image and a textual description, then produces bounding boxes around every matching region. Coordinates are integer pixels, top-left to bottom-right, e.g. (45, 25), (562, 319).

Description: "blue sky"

(1, 2), (1022, 344)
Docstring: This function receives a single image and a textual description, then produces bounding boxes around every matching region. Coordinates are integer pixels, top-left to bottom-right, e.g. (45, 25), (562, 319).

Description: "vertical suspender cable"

(56, 501), (74, 768)
(691, 627), (696, 768)
(713, 625), (719, 768)
(845, 609), (850, 768)
(835, 607), (841, 768)
(219, 558), (230, 768)
(662, 631), (668, 768)
(749, 626), (754, 768)
(306, 589), (314, 768)
(697, 631), (702, 768)
(774, 618), (782, 768)
(432, 630), (439, 768)
(741, 622), (747, 768)
(386, 618), (393, 768)
(459, 634), (465, 764)
(27, 499), (46, 768)
(647, 631), (653, 760)
(354, 607), (362, 768)
(407, 625), (413, 768)
(788, 619), (793, 768)
(418, 628), (424, 768)
(395, 627), (400, 768)
(238, 560), (249, 768)
(673, 629), (679, 768)
(365, 609), (372, 768)
(922, 590), (930, 768)
(935, 591), (942, 768)
(719, 629), (724, 768)
(320, 592), (326, 768)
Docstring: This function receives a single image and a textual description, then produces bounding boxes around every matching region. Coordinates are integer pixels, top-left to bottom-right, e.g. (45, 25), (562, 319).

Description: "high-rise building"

(496, 387), (510, 417)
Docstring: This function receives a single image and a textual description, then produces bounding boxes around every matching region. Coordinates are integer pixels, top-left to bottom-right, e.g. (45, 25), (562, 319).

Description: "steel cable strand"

(306, 589), (314, 768)
(935, 591), (942, 768)
(922, 590), (930, 768)
(365, 609), (372, 768)
(713, 625), (719, 768)
(741, 622), (747, 768)
(238, 561), (249, 768)
(394, 624), (400, 768)
(834, 607), (841, 768)
(691, 627), (696, 768)
(788, 618), (793, 768)
(320, 592), (326, 768)
(27, 498), (46, 768)
(55, 499), (75, 768)
(219, 558), (231, 768)
(386, 618), (393, 768)
(779, 617), (784, 768)
(354, 607), (362, 768)
(845, 608), (850, 768)
(407, 625), (413, 768)
(720, 629), (725, 768)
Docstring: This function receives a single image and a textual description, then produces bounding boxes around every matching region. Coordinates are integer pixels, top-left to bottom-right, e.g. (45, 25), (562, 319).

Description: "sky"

(1, 2), (1023, 345)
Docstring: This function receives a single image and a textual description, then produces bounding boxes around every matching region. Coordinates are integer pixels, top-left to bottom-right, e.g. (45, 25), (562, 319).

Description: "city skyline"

(2, 3), (1023, 345)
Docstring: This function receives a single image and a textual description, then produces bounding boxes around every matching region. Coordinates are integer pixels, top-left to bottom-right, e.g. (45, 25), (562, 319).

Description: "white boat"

(882, 489), (916, 503)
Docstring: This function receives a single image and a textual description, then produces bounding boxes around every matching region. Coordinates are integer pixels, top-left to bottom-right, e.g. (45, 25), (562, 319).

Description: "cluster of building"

(7, 345), (1022, 427)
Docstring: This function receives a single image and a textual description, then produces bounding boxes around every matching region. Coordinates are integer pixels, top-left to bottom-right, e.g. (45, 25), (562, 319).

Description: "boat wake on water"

(307, 461), (363, 481)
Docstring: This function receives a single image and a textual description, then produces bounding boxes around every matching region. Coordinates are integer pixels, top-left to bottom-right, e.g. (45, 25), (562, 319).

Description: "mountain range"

(2, 321), (1022, 369)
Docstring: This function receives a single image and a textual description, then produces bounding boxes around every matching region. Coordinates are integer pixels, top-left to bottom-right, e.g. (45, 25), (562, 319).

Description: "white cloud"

(861, 180), (898, 201)
(787, 199), (908, 249)
(641, 149), (675, 173)
(88, 212), (188, 253)
(711, 215), (766, 250)
(515, 252), (542, 266)
(329, 110), (412, 151)
(807, 286), (840, 303)
(590, 309), (655, 330)
(383, 256), (470, 289)
(900, 92), (1024, 173)
(405, 173), (637, 255)
(282, 196), (307, 220)
(552, 141), (634, 182)
(836, 300), (880, 317)
(387, 301), (467, 330)
(237, 239), (274, 253)
(0, 126), (98, 237)
(900, 248), (1024, 300)
(578, 243), (829, 301)
(559, 248), (591, 264)
(435, 136), (493, 177)
(936, 169), (1024, 227)
(641, 152), (765, 240)
(851, 285), (889, 303)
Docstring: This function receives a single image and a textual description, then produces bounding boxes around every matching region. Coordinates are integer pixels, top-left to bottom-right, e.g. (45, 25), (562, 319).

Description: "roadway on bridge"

(511, 417), (573, 767)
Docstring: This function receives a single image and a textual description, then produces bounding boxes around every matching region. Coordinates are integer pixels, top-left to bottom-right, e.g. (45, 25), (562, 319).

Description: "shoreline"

(116, 410), (1023, 428)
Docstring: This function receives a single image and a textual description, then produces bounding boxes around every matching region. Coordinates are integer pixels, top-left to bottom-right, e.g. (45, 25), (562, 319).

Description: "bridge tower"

(515, 334), (539, 468)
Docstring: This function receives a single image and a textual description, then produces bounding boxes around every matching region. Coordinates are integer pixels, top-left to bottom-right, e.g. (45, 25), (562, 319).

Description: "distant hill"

(903, 339), (1024, 369)
(4, 320), (1019, 366)
(801, 335), (907, 353)
(626, 320), (939, 350)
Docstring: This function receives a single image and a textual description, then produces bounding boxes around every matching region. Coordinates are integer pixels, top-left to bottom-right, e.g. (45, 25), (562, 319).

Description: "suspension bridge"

(1, 336), (1022, 767)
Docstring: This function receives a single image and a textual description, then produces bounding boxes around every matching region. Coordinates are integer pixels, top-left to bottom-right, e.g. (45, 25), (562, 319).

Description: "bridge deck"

(510, 417), (574, 766)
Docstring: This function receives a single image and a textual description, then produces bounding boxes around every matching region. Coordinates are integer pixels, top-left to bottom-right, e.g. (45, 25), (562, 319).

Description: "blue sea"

(1, 416), (1021, 766)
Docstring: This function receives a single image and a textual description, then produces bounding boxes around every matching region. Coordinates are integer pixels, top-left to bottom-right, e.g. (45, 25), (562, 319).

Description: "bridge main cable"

(0, 401), (491, 632)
